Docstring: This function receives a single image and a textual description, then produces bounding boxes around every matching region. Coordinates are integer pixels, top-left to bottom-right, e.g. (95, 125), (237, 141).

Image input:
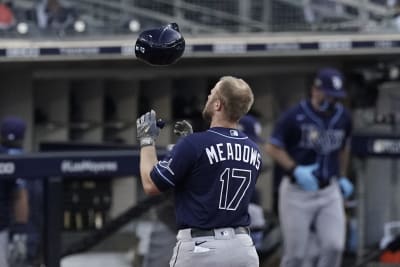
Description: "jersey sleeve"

(150, 137), (198, 192)
(269, 111), (292, 149)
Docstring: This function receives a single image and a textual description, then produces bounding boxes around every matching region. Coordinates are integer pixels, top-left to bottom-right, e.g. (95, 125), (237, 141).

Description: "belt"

(290, 176), (332, 189)
(318, 179), (331, 189)
(190, 226), (250, 238)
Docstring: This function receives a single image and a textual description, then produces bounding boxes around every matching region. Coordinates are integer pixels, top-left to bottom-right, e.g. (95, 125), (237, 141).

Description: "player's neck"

(210, 117), (237, 129)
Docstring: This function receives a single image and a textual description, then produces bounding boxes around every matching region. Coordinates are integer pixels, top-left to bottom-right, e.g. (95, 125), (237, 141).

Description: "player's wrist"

(338, 177), (354, 198)
(286, 165), (297, 184)
(140, 137), (155, 147)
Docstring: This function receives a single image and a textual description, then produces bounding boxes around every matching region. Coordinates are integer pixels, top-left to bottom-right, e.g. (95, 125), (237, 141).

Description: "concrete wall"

(0, 70), (33, 150)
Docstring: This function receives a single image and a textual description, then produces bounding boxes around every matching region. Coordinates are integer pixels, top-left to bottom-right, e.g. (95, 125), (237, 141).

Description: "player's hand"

(136, 110), (160, 147)
(8, 233), (28, 265)
(292, 163), (319, 191)
(338, 177), (354, 199)
(174, 120), (193, 137)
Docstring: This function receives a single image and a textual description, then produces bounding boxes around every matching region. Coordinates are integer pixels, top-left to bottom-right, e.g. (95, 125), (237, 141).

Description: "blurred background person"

(0, 1), (15, 31)
(35, 0), (79, 33)
(0, 116), (29, 267)
(265, 68), (354, 267)
(0, 116), (44, 267)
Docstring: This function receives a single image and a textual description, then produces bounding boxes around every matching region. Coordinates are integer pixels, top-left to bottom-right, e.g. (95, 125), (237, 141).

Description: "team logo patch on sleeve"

(158, 158), (175, 175)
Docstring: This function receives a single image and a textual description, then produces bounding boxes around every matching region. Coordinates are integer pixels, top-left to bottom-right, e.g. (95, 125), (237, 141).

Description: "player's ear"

(215, 99), (222, 111)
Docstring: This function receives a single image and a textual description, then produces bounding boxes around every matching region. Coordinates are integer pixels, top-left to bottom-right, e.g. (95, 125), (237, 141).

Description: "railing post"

(44, 176), (63, 267)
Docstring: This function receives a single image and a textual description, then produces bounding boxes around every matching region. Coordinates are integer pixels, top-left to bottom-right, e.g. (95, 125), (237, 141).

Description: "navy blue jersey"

(150, 127), (263, 230)
(269, 100), (352, 181)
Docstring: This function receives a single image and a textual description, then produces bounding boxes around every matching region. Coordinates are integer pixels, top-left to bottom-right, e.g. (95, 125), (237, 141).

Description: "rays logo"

(159, 158), (174, 175)
(332, 76), (342, 90)
(300, 124), (345, 154)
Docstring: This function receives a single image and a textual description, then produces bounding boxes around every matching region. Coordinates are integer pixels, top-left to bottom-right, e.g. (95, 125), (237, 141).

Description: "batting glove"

(173, 120), (193, 137)
(136, 110), (160, 147)
(338, 177), (354, 199)
(292, 163), (319, 192)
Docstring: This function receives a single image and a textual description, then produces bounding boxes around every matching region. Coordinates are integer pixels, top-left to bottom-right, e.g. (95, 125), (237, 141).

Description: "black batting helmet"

(135, 23), (185, 66)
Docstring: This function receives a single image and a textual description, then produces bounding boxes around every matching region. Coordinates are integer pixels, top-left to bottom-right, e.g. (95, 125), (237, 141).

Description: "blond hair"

(217, 76), (254, 122)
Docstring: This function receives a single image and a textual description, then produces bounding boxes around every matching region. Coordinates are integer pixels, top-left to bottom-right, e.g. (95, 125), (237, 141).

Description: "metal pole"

(263, 0), (272, 32)
(173, 0), (186, 32)
(355, 158), (366, 264)
(238, 0), (250, 32)
(358, 0), (369, 30)
(45, 177), (63, 267)
(390, 109), (399, 221)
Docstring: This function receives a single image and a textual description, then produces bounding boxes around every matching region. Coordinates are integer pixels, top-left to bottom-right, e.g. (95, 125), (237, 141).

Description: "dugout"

(0, 33), (399, 266)
(0, 144), (169, 267)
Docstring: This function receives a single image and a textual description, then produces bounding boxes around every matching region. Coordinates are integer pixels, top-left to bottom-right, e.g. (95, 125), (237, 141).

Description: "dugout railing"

(0, 134), (397, 266)
(0, 149), (167, 267)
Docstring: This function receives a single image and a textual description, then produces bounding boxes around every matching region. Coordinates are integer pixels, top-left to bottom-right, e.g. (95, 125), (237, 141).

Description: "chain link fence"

(0, 0), (399, 37)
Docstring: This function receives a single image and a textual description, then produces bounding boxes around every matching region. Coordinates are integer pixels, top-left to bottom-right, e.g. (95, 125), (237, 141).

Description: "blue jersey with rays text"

(269, 100), (352, 182)
(150, 127), (263, 230)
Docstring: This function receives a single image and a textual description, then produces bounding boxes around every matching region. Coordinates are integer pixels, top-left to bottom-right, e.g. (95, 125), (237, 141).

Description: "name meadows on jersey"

(205, 143), (261, 170)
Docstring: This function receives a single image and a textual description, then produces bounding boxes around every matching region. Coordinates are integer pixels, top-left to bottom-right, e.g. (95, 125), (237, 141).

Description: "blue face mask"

(318, 99), (336, 113)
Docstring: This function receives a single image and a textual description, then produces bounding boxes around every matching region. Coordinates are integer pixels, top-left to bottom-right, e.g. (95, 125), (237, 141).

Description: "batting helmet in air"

(135, 23), (185, 66)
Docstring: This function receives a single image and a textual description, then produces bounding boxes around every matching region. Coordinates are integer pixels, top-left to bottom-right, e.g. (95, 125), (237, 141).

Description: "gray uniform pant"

(279, 178), (345, 267)
(170, 227), (259, 267)
(0, 230), (9, 267)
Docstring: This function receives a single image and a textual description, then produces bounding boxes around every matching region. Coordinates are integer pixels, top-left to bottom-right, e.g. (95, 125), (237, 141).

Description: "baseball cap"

(238, 115), (265, 144)
(314, 68), (346, 98)
(0, 116), (26, 142)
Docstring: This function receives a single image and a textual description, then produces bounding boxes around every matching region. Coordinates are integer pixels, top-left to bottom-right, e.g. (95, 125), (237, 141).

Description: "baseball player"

(265, 68), (354, 267)
(0, 116), (29, 267)
(142, 115), (267, 267)
(137, 76), (262, 267)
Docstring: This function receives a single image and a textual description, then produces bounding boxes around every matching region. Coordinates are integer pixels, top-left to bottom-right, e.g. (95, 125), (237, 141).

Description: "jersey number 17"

(219, 168), (252, 211)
